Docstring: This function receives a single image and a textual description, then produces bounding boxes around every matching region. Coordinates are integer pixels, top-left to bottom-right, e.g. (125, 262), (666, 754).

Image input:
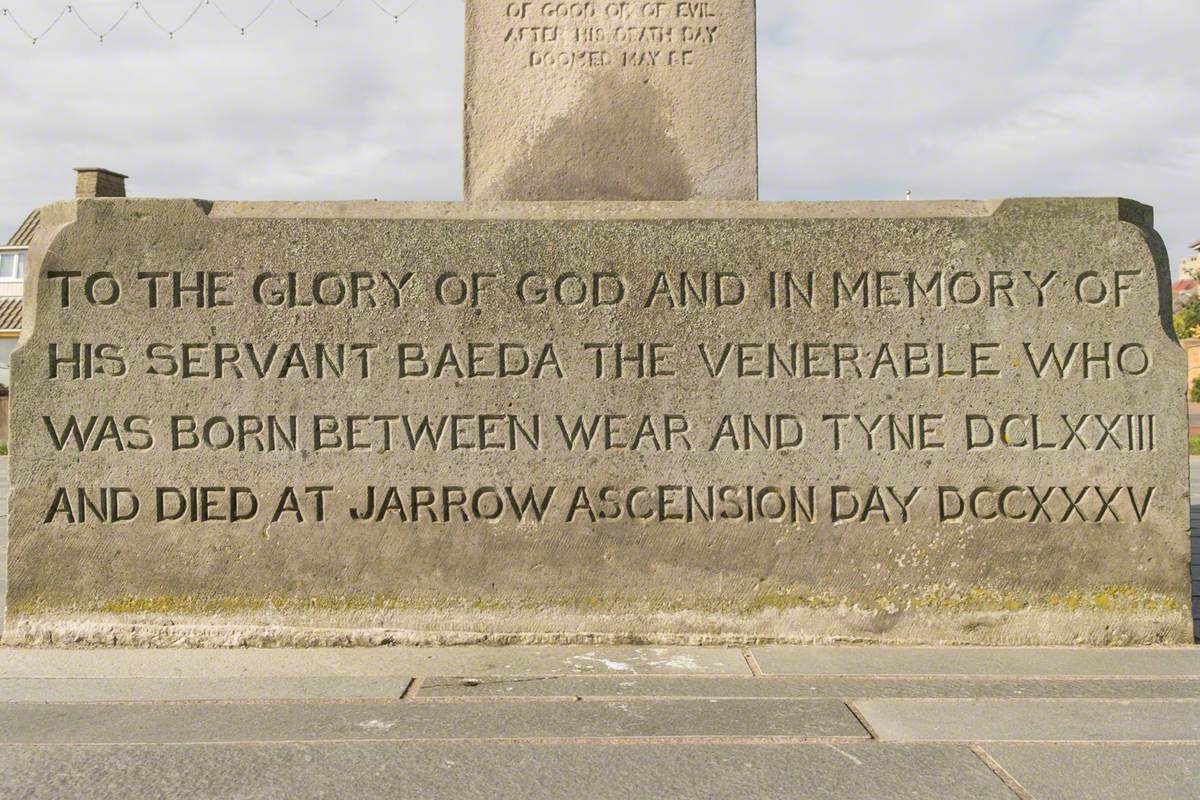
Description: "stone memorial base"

(3, 599), (1190, 649)
(4, 197), (1191, 646)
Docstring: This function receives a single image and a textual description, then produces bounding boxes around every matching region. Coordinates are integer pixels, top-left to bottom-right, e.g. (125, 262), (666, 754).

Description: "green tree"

(1174, 297), (1200, 339)
(1191, 375), (1200, 403)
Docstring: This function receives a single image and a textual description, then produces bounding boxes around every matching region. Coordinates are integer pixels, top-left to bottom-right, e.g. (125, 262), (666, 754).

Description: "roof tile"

(6, 209), (40, 247)
(0, 297), (23, 331)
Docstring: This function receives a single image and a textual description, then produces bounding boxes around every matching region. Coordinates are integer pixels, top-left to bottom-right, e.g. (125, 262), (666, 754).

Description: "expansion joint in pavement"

(970, 745), (1036, 800)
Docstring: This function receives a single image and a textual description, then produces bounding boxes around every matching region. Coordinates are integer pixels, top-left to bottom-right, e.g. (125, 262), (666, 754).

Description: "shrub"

(1175, 297), (1200, 339)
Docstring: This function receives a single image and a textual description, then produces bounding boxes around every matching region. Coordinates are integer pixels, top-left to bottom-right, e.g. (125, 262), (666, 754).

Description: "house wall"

(0, 335), (16, 387)
(1184, 338), (1200, 392)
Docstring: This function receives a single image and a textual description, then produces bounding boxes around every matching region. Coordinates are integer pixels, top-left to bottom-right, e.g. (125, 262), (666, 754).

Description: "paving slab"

(0, 676), (412, 703)
(985, 743), (1200, 800)
(0, 699), (867, 744)
(0, 646), (750, 678)
(10, 674), (1200, 702)
(751, 646), (1200, 676)
(855, 699), (1200, 742)
(0, 742), (1013, 800)
(419, 675), (1200, 700)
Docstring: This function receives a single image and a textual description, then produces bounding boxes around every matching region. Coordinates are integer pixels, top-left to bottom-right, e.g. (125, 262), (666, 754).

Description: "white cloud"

(757, 0), (1199, 263)
(0, 0), (1196, 263)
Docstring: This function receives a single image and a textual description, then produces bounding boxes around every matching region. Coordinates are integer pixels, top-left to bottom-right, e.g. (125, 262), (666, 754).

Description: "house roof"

(6, 210), (40, 247)
(0, 298), (22, 331)
(1173, 279), (1200, 293)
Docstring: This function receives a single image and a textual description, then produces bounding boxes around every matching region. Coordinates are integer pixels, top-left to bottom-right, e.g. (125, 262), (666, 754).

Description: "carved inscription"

(32, 262), (1170, 526)
(502, 2), (724, 68)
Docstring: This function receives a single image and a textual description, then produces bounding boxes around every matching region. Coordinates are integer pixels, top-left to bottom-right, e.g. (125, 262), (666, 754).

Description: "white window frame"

(0, 246), (26, 282)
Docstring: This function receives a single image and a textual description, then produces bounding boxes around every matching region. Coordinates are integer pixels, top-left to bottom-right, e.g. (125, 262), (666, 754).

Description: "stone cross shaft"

(465, 0), (758, 201)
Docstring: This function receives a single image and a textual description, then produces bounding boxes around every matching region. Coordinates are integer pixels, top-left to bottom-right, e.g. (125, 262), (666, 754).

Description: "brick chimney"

(75, 168), (128, 199)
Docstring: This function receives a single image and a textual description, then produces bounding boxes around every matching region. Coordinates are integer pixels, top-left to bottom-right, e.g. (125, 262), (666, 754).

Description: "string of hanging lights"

(0, 0), (425, 43)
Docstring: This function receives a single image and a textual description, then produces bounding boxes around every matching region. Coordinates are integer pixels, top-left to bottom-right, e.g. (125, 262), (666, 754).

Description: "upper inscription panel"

(464, 0), (758, 201)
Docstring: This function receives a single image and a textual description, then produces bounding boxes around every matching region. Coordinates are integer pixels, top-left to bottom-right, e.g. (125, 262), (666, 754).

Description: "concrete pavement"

(1, 645), (1200, 798)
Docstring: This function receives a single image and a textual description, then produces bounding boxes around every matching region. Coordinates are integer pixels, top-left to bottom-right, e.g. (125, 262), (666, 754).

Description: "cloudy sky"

(1, 0), (1196, 266)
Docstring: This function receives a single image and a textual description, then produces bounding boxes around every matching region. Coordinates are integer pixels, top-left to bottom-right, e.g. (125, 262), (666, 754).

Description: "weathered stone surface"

(5, 197), (1190, 645)
(464, 0), (757, 200)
